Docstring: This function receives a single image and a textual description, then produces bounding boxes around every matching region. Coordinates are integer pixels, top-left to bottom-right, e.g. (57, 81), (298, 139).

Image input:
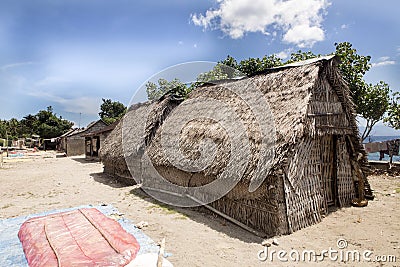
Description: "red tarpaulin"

(18, 208), (140, 267)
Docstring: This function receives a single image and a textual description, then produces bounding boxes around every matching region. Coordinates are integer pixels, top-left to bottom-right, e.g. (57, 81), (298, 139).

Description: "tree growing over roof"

(99, 98), (127, 125)
(143, 42), (393, 141)
(209, 43), (392, 141)
(286, 50), (320, 64)
(194, 54), (283, 87)
(145, 78), (188, 100)
(334, 42), (391, 140)
(238, 54), (283, 76)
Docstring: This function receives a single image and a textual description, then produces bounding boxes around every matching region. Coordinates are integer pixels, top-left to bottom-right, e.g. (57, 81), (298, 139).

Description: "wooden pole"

(142, 186), (267, 237)
(157, 238), (165, 267)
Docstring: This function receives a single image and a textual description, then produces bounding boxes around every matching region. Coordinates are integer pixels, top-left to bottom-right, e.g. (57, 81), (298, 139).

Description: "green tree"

(7, 118), (20, 140)
(358, 81), (391, 140)
(36, 106), (54, 125)
(36, 106), (74, 138)
(194, 54), (282, 88)
(143, 43), (392, 141)
(238, 54), (282, 76)
(192, 55), (242, 88)
(286, 50), (319, 64)
(0, 120), (6, 139)
(145, 78), (188, 100)
(384, 92), (400, 130)
(20, 114), (39, 137)
(219, 55), (240, 78)
(334, 42), (393, 140)
(99, 99), (127, 124)
(196, 64), (236, 84)
(334, 42), (372, 113)
(287, 44), (392, 141)
(0, 107), (73, 140)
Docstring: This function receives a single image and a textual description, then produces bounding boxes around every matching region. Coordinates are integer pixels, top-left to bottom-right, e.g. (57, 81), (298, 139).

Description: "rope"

(78, 209), (121, 254)
(43, 222), (61, 267)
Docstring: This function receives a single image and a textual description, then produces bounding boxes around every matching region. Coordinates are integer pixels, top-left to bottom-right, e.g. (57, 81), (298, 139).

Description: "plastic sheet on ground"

(0, 205), (168, 266)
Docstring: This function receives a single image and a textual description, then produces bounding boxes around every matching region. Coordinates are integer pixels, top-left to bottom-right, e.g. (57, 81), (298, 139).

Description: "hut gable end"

(250, 63), (318, 143)
(305, 59), (353, 137)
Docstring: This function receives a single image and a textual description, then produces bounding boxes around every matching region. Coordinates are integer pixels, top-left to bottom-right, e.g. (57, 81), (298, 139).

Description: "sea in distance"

(364, 135), (400, 162)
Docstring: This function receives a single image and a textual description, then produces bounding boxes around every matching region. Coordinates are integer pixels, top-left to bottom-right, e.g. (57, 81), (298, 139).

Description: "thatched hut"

(100, 56), (372, 237)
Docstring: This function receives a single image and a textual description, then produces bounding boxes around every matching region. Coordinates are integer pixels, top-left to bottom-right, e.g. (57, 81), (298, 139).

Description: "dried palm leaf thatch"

(100, 55), (372, 236)
(100, 102), (150, 180)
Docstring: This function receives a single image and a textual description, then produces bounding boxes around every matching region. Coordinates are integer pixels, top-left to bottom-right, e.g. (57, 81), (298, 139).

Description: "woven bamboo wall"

(283, 134), (356, 234)
(320, 135), (336, 209)
(307, 68), (352, 137)
(210, 173), (284, 237)
(283, 137), (326, 233)
(336, 136), (356, 206)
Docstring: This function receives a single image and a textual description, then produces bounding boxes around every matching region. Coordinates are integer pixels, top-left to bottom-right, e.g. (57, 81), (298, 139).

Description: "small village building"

(64, 120), (108, 156)
(83, 121), (118, 161)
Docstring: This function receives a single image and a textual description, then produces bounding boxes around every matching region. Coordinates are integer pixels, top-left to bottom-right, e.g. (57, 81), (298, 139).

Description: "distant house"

(42, 138), (57, 150)
(83, 120), (118, 161)
(58, 129), (77, 152)
(64, 120), (108, 156)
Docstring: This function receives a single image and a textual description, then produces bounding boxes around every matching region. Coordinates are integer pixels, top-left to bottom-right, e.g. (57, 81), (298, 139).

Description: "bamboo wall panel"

(284, 137), (325, 233)
(210, 173), (283, 237)
(336, 136), (356, 206)
(320, 135), (335, 209)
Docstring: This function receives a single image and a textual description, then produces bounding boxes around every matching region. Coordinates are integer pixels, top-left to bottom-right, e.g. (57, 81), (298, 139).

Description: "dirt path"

(0, 153), (399, 266)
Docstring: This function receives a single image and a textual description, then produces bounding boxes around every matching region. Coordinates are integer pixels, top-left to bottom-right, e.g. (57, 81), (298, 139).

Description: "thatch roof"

(83, 119), (119, 137)
(100, 56), (368, 199)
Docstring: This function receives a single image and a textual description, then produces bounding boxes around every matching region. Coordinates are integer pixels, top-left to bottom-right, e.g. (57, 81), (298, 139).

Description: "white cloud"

(275, 49), (293, 60)
(0, 61), (35, 71)
(29, 75), (101, 115)
(34, 76), (70, 88)
(276, 51), (288, 59)
(28, 91), (101, 115)
(57, 96), (101, 115)
(378, 56), (390, 61)
(340, 24), (348, 29)
(191, 0), (330, 47)
(371, 56), (396, 68)
(371, 61), (396, 68)
(283, 25), (324, 48)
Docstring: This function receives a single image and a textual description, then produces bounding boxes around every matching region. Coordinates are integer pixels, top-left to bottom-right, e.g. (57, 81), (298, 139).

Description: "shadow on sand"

(90, 172), (130, 189)
(72, 157), (100, 164)
(89, 171), (263, 243)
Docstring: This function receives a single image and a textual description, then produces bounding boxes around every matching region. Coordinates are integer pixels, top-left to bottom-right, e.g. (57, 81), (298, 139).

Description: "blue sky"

(0, 0), (399, 135)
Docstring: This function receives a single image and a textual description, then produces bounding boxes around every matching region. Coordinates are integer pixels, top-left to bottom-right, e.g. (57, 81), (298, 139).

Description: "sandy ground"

(0, 152), (399, 267)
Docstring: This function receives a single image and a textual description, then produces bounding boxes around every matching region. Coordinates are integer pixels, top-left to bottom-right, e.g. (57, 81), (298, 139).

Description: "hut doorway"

(320, 135), (338, 208)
